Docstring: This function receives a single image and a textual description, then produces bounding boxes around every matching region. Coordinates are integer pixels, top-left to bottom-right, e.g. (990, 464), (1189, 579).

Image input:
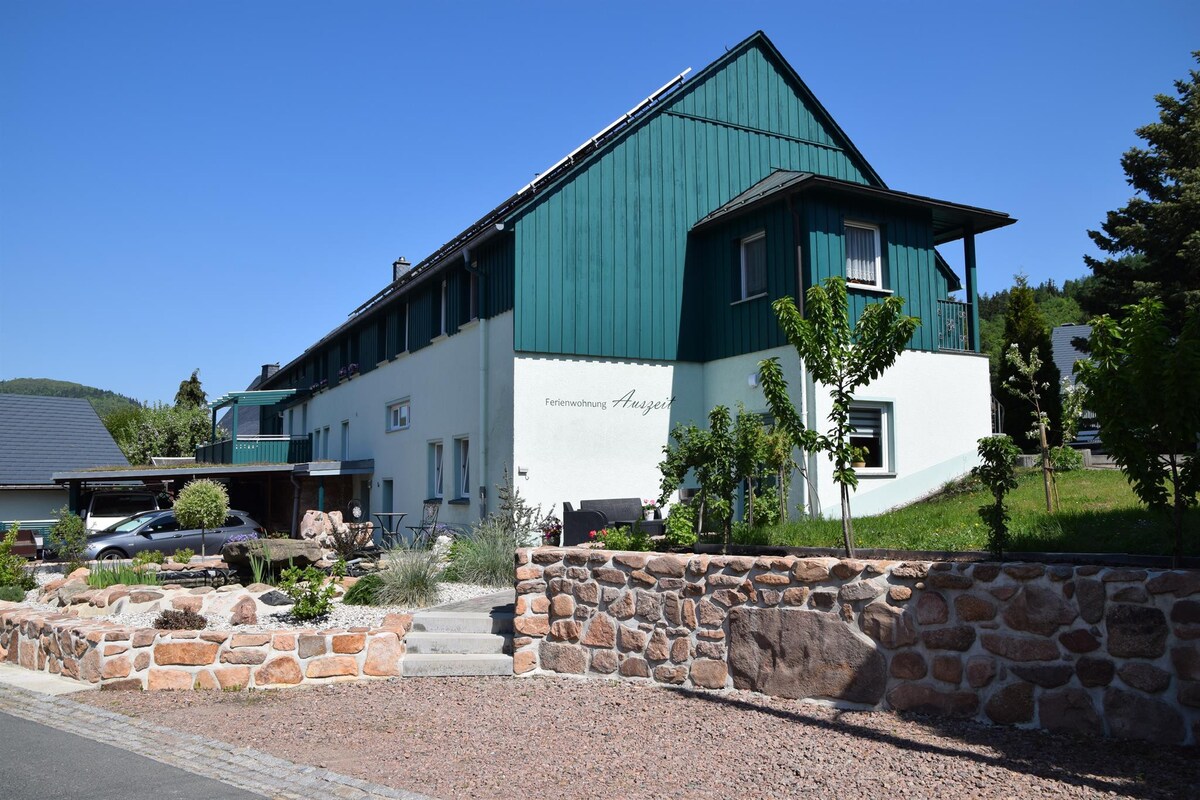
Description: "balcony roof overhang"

(52, 459), (374, 485)
(208, 389), (298, 411)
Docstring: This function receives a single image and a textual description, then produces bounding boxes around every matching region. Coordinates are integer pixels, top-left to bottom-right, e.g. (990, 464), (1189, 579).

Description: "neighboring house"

(0, 394), (129, 533)
(222, 30), (1013, 526)
(1052, 323), (1092, 385)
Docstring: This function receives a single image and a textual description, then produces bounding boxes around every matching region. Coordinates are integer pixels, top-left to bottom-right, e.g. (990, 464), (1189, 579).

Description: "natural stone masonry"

(513, 548), (1200, 745)
(0, 683), (434, 800)
(0, 602), (412, 691)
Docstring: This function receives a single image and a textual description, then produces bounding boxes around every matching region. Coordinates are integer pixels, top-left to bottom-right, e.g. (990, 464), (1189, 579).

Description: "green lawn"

(751, 468), (1199, 557)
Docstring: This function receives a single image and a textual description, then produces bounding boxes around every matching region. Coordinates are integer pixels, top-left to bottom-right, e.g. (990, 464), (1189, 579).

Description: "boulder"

(222, 539), (323, 570)
(230, 596), (257, 626)
(1104, 688), (1186, 745)
(728, 607), (886, 704)
(1039, 689), (1103, 737)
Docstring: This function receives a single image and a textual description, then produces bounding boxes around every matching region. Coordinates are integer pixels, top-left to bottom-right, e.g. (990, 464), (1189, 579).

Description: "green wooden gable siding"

(802, 191), (946, 353)
(511, 41), (874, 362)
(475, 234), (515, 318)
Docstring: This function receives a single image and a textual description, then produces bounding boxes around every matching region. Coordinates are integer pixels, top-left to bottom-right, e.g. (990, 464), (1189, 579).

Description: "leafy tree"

(1076, 299), (1200, 566)
(174, 369), (207, 409)
(0, 378), (141, 420)
(758, 276), (919, 557)
(1003, 343), (1057, 512)
(48, 506), (87, 569)
(973, 435), (1021, 557)
(1084, 52), (1200, 328)
(109, 403), (211, 464)
(174, 479), (230, 557)
(998, 278), (1062, 449)
(732, 405), (766, 526)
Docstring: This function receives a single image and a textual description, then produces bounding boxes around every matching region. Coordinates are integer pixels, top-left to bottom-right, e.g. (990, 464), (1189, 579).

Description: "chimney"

(261, 363), (280, 381)
(392, 257), (411, 282)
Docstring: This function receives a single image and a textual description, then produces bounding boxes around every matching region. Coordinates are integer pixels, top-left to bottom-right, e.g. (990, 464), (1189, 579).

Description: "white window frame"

(430, 441), (444, 499)
(844, 221), (883, 290)
(340, 420), (350, 461)
(455, 437), (470, 499)
(848, 401), (894, 476)
(738, 231), (768, 302)
(386, 398), (411, 432)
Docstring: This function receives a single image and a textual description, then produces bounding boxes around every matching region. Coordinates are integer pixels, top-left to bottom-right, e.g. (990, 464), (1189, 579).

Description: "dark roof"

(0, 394), (129, 485)
(1052, 324), (1092, 384)
(693, 170), (1016, 242)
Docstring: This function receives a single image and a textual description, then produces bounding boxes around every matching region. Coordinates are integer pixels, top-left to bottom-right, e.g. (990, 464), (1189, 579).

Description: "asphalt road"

(0, 710), (262, 800)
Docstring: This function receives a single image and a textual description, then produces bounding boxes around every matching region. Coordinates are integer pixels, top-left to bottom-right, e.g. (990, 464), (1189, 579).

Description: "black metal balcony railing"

(937, 299), (971, 352)
(195, 435), (313, 465)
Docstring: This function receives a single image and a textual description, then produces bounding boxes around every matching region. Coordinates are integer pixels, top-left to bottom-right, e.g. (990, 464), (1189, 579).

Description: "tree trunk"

(746, 479), (754, 527)
(779, 468), (787, 522)
(840, 483), (855, 558)
(1172, 458), (1183, 569)
(1039, 422), (1053, 513)
(200, 528), (207, 558)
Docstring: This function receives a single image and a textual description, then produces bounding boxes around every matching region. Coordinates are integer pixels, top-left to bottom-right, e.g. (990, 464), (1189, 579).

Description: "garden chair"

(405, 502), (441, 548)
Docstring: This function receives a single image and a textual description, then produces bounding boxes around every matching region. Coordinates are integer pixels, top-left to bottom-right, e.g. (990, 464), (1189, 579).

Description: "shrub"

(87, 562), (160, 589)
(0, 524), (36, 591)
(449, 514), (520, 587)
(0, 585), (26, 602)
(342, 573), (383, 605)
(376, 544), (442, 608)
(973, 435), (1021, 557)
(174, 479), (230, 556)
(664, 503), (697, 549)
(132, 549), (165, 567)
(153, 609), (207, 630)
(593, 524), (653, 551)
(329, 522), (374, 560)
(1050, 445), (1085, 472)
(171, 548), (194, 565)
(48, 506), (87, 568)
(750, 485), (781, 528)
(277, 565), (335, 620)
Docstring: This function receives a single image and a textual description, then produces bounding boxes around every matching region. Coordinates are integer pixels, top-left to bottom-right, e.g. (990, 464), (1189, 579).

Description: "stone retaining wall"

(513, 548), (1200, 745)
(0, 602), (411, 690)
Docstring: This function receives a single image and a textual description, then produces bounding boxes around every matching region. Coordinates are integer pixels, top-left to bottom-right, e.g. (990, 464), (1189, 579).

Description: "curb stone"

(0, 683), (437, 800)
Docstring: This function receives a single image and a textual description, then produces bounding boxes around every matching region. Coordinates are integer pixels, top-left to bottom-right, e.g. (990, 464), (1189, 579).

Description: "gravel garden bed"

(76, 675), (1198, 799)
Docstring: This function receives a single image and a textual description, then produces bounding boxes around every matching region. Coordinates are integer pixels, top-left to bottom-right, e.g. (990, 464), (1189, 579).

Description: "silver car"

(83, 509), (265, 562)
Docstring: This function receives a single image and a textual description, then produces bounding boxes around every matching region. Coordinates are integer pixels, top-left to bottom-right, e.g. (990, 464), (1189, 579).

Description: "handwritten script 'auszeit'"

(544, 390), (676, 416)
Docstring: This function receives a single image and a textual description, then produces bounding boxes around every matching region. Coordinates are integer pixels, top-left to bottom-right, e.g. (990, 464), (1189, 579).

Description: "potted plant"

(851, 446), (869, 469)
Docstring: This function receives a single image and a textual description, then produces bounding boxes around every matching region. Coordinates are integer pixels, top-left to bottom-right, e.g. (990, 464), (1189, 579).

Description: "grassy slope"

(0, 377), (141, 418)
(758, 468), (1198, 557)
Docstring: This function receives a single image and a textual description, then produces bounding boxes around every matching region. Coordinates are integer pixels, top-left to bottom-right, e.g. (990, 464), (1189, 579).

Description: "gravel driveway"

(76, 677), (1196, 799)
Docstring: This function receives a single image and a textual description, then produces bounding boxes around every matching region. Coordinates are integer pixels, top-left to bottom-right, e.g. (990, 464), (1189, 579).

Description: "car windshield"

(105, 513), (161, 533)
(91, 494), (155, 517)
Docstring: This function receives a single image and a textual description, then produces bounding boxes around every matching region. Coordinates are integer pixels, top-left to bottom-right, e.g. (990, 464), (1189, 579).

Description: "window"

(739, 232), (767, 300)
(381, 480), (393, 515)
(429, 441), (444, 499)
(386, 398), (411, 432)
(439, 280), (448, 336)
(849, 403), (892, 473)
(322, 426), (331, 459)
(845, 222), (882, 288)
(454, 437), (470, 499)
(340, 420), (350, 460)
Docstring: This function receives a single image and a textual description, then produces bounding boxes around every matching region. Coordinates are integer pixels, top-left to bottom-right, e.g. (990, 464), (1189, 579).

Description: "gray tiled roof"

(0, 394), (129, 485)
(1052, 324), (1092, 385)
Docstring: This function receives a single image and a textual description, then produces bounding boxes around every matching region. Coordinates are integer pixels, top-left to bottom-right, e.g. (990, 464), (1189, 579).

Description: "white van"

(83, 491), (164, 533)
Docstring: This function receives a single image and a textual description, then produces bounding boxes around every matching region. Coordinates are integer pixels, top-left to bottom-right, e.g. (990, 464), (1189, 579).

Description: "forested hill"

(0, 378), (142, 418)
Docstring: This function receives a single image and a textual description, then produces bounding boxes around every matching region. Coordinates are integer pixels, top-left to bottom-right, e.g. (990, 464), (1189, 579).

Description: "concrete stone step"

(405, 631), (510, 655)
(411, 611), (514, 635)
(401, 653), (513, 677)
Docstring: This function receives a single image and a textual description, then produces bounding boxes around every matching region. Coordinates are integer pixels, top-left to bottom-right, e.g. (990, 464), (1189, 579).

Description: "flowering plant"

(540, 514), (562, 544)
(225, 532), (259, 544)
(641, 498), (660, 513)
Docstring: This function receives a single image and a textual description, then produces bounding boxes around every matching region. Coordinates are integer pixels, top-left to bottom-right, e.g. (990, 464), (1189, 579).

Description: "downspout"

(290, 472), (302, 539)
(465, 247), (489, 520)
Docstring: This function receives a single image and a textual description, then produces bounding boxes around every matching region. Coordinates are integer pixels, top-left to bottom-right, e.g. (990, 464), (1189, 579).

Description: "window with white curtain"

(739, 232), (767, 300)
(845, 222), (882, 288)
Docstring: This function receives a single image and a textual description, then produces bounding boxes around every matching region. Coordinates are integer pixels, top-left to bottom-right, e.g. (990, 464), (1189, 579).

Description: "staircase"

(402, 591), (514, 677)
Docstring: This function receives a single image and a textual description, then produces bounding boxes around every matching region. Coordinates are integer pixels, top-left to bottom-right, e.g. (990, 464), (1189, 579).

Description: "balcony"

(195, 435), (313, 465)
(937, 299), (972, 352)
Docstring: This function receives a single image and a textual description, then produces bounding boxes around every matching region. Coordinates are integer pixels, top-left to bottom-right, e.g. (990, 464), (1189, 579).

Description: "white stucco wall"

(0, 487), (67, 525)
(294, 312), (515, 530)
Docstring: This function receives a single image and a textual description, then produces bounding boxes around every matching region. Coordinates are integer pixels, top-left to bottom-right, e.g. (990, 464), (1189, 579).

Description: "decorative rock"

(1039, 688), (1103, 737)
(831, 560), (865, 579)
(128, 591), (163, 603)
(888, 586), (912, 602)
(889, 651), (927, 680)
(971, 564), (1001, 582)
(1003, 564), (1045, 580)
(689, 658), (727, 689)
(645, 556), (686, 577)
(1075, 657), (1116, 687)
(134, 651), (150, 671)
(1171, 645), (1200, 681)
(670, 637), (691, 664)
(619, 657), (650, 678)
(753, 573), (790, 586)
(932, 655), (962, 684)
(921, 626), (975, 652)
(859, 601), (917, 649)
(1011, 663), (1073, 688)
(1002, 585), (1077, 635)
(697, 599), (724, 627)
(927, 572), (973, 590)
(886, 684), (978, 717)
(147, 668), (192, 690)
(297, 634), (327, 659)
(1075, 578), (1105, 624)
(891, 563), (929, 580)
(980, 633), (1060, 662)
(916, 592), (948, 625)
(549, 620), (581, 640)
(782, 587), (810, 606)
(271, 633), (296, 651)
(213, 666), (250, 690)
(332, 633), (366, 654)
(102, 655), (131, 680)
(645, 629), (669, 661)
(550, 594), (575, 618)
(306, 656), (358, 678)
(1101, 568), (1147, 583)
(230, 597), (257, 626)
(1117, 662), (1171, 693)
(809, 590), (836, 611)
(727, 608), (886, 704)
(362, 635), (403, 677)
(590, 650), (618, 674)
(954, 594), (997, 622)
(1111, 586), (1149, 604)
(635, 591), (663, 621)
(1171, 600), (1200, 639)
(258, 590), (293, 607)
(791, 560), (831, 583)
(223, 539), (323, 569)
(1106, 604), (1167, 659)
(966, 656), (996, 688)
(608, 592), (635, 620)
(654, 665), (687, 684)
(595, 567), (626, 584)
(170, 596), (203, 614)
(220, 649), (267, 665)
(255, 656), (303, 685)
(1058, 628), (1100, 653)
(618, 626), (647, 651)
(153, 641), (219, 666)
(1146, 570), (1200, 597)
(838, 580), (884, 603)
(231, 634), (271, 648)
(1180, 681), (1200, 708)
(514, 615), (550, 637)
(985, 682), (1034, 724)
(613, 553), (650, 570)
(1104, 688), (1186, 745)
(581, 614), (616, 648)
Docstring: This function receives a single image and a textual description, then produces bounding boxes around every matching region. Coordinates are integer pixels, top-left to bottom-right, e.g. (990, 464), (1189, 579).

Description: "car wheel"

(96, 549), (127, 562)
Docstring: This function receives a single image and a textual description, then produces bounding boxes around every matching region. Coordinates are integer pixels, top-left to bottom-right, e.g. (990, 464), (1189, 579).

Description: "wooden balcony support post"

(963, 227), (980, 352)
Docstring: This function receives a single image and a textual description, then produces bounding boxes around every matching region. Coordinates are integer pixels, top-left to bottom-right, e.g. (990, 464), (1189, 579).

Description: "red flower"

(588, 530), (597, 539)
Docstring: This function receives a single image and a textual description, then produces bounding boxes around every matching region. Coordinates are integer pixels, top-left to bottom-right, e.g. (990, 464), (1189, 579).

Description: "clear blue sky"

(2, 1), (1196, 404)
